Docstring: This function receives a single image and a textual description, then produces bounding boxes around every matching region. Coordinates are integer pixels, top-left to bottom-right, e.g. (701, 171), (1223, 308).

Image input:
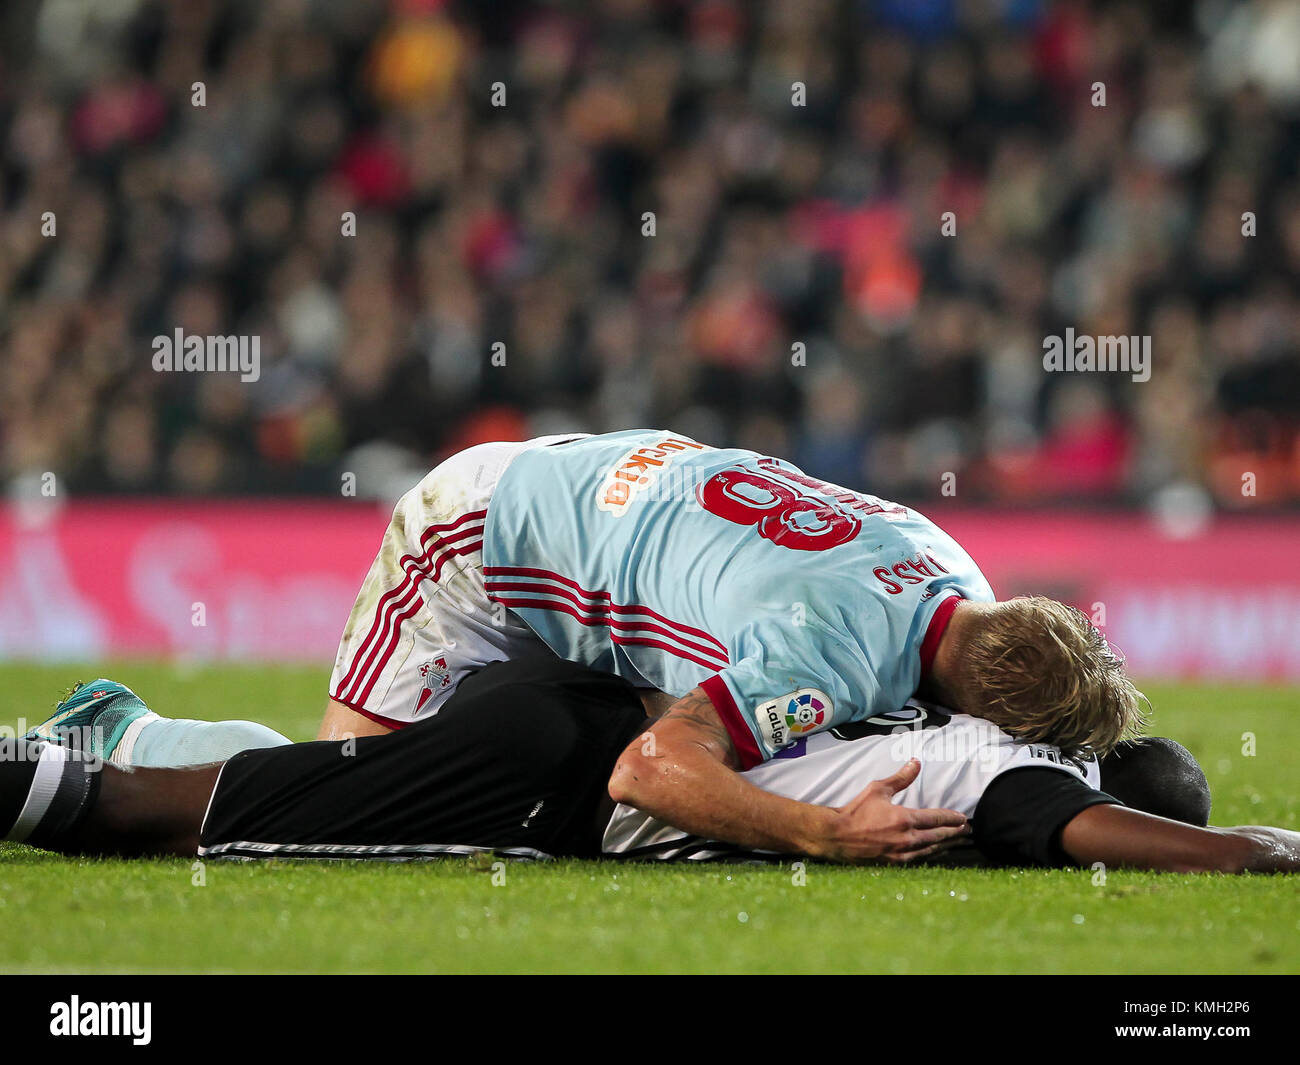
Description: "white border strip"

(6, 744), (70, 843)
(196, 840), (551, 862)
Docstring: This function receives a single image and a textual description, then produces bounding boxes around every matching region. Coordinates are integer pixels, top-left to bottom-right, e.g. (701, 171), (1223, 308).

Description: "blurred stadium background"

(1, 0), (1298, 680)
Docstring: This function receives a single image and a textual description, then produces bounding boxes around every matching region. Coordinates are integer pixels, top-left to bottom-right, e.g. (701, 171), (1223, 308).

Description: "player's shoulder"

(827, 702), (1101, 785)
(937, 709), (1102, 788)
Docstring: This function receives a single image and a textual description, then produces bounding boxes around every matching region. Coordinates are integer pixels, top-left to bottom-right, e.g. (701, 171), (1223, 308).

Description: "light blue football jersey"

(481, 430), (995, 766)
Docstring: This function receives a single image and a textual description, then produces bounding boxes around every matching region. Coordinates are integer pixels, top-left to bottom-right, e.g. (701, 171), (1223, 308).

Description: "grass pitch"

(1, 662), (1296, 974)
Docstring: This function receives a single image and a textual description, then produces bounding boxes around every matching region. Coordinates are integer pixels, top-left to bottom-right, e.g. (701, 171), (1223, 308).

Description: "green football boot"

(22, 680), (153, 760)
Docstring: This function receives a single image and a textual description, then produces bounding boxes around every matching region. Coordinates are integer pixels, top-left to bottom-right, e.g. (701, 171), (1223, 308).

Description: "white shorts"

(328, 435), (586, 728)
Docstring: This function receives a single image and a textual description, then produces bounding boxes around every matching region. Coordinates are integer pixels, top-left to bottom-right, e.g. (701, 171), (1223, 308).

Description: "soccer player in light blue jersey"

(315, 429), (1143, 861)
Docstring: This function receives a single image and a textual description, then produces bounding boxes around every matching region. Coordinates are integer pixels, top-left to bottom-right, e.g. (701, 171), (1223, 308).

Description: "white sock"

(111, 716), (291, 768)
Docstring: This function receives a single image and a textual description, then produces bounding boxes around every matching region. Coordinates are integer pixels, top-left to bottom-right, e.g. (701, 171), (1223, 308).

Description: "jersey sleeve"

(972, 767), (1120, 867)
(699, 618), (882, 768)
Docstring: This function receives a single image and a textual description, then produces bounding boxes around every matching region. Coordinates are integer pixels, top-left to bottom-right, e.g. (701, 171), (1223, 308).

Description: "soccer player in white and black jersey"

(5, 658), (1298, 874)
(601, 700), (1192, 867)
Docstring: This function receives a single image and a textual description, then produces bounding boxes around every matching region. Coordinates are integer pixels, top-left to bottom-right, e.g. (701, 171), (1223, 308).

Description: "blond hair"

(950, 596), (1146, 756)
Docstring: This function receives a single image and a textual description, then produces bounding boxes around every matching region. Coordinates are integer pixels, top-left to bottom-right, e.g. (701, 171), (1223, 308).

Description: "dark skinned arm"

(1060, 803), (1300, 873)
(606, 685), (971, 863)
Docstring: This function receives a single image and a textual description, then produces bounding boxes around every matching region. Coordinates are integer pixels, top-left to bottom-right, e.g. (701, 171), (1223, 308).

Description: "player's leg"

(323, 440), (556, 737)
(24, 680), (291, 769)
(201, 658), (650, 861)
(7, 659), (648, 862)
(317, 686), (671, 742)
(316, 697), (394, 740)
(1, 739), (219, 857)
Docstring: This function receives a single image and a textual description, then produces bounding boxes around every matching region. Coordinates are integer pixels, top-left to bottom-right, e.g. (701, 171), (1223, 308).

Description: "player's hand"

(818, 758), (970, 864)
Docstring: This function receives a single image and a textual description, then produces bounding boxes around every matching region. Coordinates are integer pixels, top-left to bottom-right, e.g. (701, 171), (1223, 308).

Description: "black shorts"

(198, 657), (650, 861)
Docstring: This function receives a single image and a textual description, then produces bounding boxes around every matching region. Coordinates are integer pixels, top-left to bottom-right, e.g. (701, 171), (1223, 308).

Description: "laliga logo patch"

(785, 691), (828, 734)
(755, 688), (832, 750)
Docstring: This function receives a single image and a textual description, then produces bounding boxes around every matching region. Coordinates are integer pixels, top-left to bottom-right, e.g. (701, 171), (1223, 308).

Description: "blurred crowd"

(2, 0), (1299, 507)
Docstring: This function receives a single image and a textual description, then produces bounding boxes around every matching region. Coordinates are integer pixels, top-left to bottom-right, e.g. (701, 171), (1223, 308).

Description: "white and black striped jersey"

(601, 701), (1108, 863)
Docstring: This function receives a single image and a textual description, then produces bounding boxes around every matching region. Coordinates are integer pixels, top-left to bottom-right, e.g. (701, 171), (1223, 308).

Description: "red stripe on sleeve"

(699, 674), (763, 770)
(919, 594), (963, 676)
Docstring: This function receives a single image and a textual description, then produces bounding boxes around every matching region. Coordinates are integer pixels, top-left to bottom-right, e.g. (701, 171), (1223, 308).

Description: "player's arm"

(1060, 804), (1300, 873)
(606, 686), (970, 863)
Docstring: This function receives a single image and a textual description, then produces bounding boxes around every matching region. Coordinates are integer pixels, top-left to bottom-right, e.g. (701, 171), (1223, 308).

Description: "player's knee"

(221, 720), (293, 754)
(317, 701), (392, 741)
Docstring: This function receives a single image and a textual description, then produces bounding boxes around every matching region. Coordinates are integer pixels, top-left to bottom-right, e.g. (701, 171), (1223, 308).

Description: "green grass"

(1, 662), (1297, 974)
